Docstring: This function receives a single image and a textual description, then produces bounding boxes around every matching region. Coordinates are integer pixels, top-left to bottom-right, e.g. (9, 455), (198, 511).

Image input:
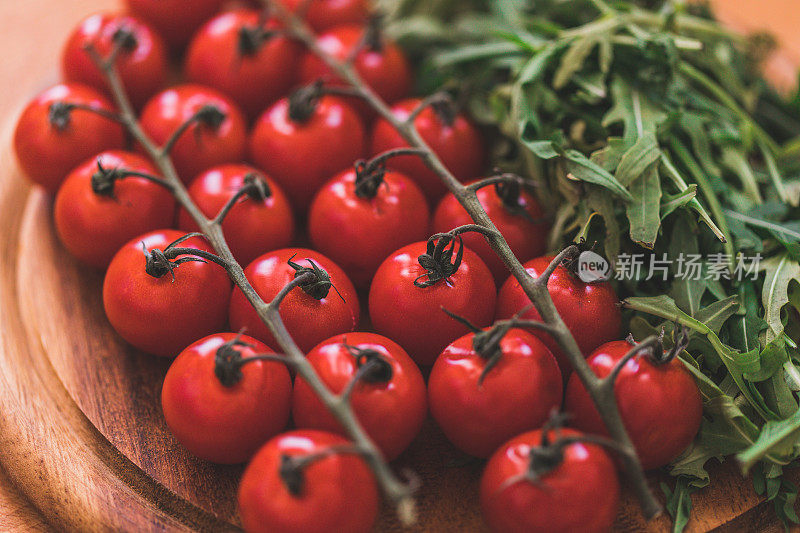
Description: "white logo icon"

(577, 250), (611, 283)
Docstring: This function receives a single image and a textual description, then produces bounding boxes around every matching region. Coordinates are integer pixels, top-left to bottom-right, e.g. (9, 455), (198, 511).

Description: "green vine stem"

(264, 0), (663, 520)
(82, 46), (417, 524)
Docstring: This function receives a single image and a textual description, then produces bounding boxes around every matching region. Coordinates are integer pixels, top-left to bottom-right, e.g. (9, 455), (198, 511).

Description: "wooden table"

(1, 1), (799, 531)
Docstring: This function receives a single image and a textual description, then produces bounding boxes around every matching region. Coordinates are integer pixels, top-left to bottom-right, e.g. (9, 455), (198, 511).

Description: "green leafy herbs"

(385, 0), (800, 529)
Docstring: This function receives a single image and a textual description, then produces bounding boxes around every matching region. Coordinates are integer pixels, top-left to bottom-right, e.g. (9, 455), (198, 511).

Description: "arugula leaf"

(761, 254), (800, 344)
(616, 132), (661, 187)
(661, 477), (696, 533)
(661, 184), (697, 220)
(694, 296), (739, 335)
(626, 162), (662, 248)
(563, 149), (633, 200)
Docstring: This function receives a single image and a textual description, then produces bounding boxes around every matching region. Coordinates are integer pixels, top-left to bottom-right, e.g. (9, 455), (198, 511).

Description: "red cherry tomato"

(564, 340), (703, 470)
(279, 0), (369, 33)
(308, 166), (430, 288)
(292, 332), (427, 460)
(185, 10), (302, 119)
(299, 24), (412, 118)
(238, 429), (378, 533)
(139, 84), (247, 183)
(103, 229), (231, 357)
(480, 428), (620, 533)
(161, 333), (291, 464)
(433, 181), (549, 284)
(178, 164), (295, 266)
(54, 150), (174, 269)
(125, 0), (224, 49)
(249, 95), (365, 212)
(495, 255), (621, 377)
(368, 238), (496, 366)
(13, 84), (125, 192)
(428, 328), (562, 458)
(62, 12), (168, 108)
(229, 249), (360, 353)
(370, 98), (485, 201)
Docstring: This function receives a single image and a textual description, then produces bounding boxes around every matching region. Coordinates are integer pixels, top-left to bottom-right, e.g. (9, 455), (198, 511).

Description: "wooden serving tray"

(0, 1), (798, 531)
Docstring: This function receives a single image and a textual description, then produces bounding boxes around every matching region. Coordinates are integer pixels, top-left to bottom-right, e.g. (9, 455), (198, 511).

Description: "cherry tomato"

(298, 24), (412, 118)
(103, 229), (231, 357)
(279, 0), (369, 33)
(308, 166), (430, 288)
(54, 150), (174, 269)
(428, 327), (562, 458)
(62, 13), (168, 108)
(368, 238), (496, 366)
(229, 249), (360, 353)
(495, 255), (621, 377)
(139, 84), (247, 183)
(292, 332), (427, 460)
(13, 83), (125, 192)
(249, 95), (365, 212)
(238, 429), (378, 533)
(161, 333), (291, 464)
(564, 340), (703, 470)
(178, 164), (295, 266)
(480, 428), (620, 533)
(433, 180), (549, 284)
(185, 10), (302, 119)
(125, 0), (224, 50)
(370, 98), (485, 201)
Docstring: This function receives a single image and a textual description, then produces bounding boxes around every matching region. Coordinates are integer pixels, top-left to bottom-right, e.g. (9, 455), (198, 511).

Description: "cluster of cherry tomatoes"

(13, 0), (705, 531)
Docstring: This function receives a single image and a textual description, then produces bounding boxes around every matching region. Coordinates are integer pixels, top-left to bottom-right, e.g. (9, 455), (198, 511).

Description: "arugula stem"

(679, 62), (780, 155)
(669, 139), (736, 266)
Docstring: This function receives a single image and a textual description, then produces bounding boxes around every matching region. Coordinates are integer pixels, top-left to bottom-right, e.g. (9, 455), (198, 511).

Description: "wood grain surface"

(1, 1), (799, 532)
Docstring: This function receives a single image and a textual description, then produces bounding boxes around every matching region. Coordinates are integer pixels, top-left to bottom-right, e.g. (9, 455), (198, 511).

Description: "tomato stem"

(338, 345), (394, 402)
(160, 104), (226, 159)
(213, 335), (289, 387)
(90, 159), (172, 197)
(353, 148), (426, 199)
(212, 173), (272, 225)
(263, 0), (663, 519)
(287, 81), (365, 123)
(286, 255), (344, 301)
(279, 445), (368, 496)
(406, 92), (456, 126)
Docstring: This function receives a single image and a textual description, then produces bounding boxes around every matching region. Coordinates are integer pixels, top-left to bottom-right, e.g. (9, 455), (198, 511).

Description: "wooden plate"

(0, 1), (797, 531)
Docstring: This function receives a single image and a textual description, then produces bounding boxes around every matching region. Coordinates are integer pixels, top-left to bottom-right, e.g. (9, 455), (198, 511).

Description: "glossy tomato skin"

(103, 230), (231, 357)
(299, 25), (412, 119)
(368, 241), (496, 366)
(229, 249), (360, 353)
(308, 168), (430, 289)
(564, 340), (703, 470)
(178, 164), (295, 266)
(370, 98), (485, 201)
(428, 328), (562, 458)
(496, 256), (621, 377)
(54, 150), (175, 269)
(238, 429), (378, 533)
(480, 428), (620, 533)
(62, 13), (168, 108)
(279, 0), (369, 33)
(249, 95), (365, 212)
(433, 183), (549, 284)
(139, 85), (247, 183)
(292, 332), (427, 460)
(185, 10), (302, 119)
(14, 84), (125, 192)
(125, 0), (224, 49)
(162, 333), (291, 464)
